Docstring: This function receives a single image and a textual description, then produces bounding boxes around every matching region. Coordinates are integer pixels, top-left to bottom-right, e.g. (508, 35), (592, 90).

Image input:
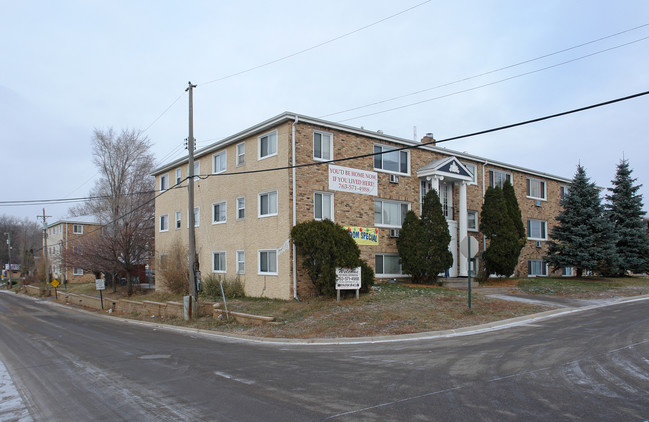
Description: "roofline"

(152, 111), (572, 183)
(48, 218), (100, 228)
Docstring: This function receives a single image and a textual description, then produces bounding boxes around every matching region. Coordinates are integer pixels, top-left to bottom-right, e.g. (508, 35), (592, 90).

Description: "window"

(159, 215), (169, 232)
(314, 192), (333, 221)
(373, 144), (409, 174)
(259, 250), (278, 275)
(159, 254), (168, 270)
(313, 131), (332, 161)
(175, 211), (182, 229)
(489, 170), (512, 188)
(527, 219), (547, 240)
(259, 191), (278, 217)
(236, 142), (245, 166)
(72, 246), (82, 255)
(236, 197), (245, 220)
(375, 254), (402, 276)
(464, 163), (477, 184)
(175, 168), (182, 185)
(213, 251), (226, 273)
(528, 260), (547, 276)
(72, 224), (83, 234)
(259, 131), (277, 159)
(212, 202), (226, 224)
(190, 206), (200, 227)
(374, 199), (409, 227)
(527, 178), (546, 200)
(562, 267), (574, 277)
(236, 250), (245, 274)
(73, 267), (84, 276)
(467, 210), (478, 231)
(213, 151), (226, 174)
(193, 161), (200, 181)
(160, 174), (169, 191)
(560, 185), (569, 201)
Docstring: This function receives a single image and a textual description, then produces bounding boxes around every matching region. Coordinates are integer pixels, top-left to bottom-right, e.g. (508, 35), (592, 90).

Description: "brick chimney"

(421, 132), (436, 145)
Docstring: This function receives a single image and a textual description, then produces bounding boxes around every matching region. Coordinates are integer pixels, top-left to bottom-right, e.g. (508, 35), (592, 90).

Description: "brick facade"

(154, 113), (571, 300)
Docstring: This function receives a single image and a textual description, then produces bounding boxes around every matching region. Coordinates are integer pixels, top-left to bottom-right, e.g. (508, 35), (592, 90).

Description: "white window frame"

(562, 267), (574, 277)
(527, 219), (547, 241)
(560, 185), (569, 202)
(236, 250), (245, 274)
(373, 144), (410, 176)
(175, 168), (182, 185)
(258, 249), (278, 275)
(258, 130), (278, 160)
(463, 162), (478, 185)
(188, 206), (199, 227)
(72, 224), (83, 234)
(489, 169), (512, 188)
(375, 253), (403, 277)
(160, 173), (169, 191)
(313, 130), (333, 161)
(374, 199), (410, 228)
(314, 191), (333, 221)
(175, 211), (182, 229)
(73, 267), (84, 276)
(193, 161), (200, 181)
(212, 251), (226, 273)
(213, 151), (227, 174)
(258, 191), (278, 218)
(236, 197), (245, 220)
(212, 201), (227, 224)
(528, 259), (548, 277)
(159, 214), (169, 232)
(467, 210), (479, 231)
(236, 142), (246, 166)
(527, 177), (546, 200)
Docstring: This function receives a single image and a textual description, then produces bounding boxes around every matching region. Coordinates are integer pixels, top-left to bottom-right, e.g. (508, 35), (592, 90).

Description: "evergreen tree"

(502, 180), (526, 253)
(480, 186), (519, 277)
(419, 189), (453, 282)
(396, 210), (428, 283)
(605, 159), (649, 274)
(545, 165), (618, 276)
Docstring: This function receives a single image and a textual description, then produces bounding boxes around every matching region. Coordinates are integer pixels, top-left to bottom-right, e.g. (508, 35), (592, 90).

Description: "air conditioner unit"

(535, 241), (543, 248)
(389, 174), (400, 184)
(389, 229), (400, 238)
(535, 200), (542, 207)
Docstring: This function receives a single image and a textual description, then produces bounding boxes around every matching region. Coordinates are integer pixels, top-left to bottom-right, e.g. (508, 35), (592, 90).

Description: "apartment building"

(46, 216), (100, 283)
(153, 112), (571, 300)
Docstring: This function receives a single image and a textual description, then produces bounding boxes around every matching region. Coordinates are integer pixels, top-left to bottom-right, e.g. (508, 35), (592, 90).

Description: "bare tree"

(0, 215), (41, 279)
(70, 128), (155, 295)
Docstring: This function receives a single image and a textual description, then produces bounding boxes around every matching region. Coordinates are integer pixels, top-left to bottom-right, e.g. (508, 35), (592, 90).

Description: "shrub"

(201, 274), (245, 300)
(158, 239), (189, 295)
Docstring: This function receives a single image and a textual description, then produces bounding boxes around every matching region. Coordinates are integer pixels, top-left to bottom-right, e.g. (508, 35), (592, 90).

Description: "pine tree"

(605, 159), (649, 275)
(502, 180), (526, 253)
(545, 165), (618, 276)
(396, 210), (428, 283)
(420, 189), (454, 282)
(480, 186), (519, 277)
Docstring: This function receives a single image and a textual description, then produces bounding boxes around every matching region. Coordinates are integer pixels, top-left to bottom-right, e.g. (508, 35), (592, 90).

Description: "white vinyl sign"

(329, 165), (377, 196)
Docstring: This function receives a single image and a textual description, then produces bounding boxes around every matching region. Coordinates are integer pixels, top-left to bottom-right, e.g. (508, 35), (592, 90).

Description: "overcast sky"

(2, 1), (648, 222)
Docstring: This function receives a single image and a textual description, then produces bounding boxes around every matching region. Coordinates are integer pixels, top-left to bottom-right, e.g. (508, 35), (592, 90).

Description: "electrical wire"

(199, 0), (432, 86)
(319, 23), (649, 119)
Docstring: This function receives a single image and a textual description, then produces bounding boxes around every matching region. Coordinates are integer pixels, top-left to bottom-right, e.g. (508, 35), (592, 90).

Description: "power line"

(200, 1), (432, 86)
(334, 35), (649, 123)
(319, 23), (649, 119)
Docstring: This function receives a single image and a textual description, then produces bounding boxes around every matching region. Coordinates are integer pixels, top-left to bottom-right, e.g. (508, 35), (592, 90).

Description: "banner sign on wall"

(328, 165), (378, 196)
(343, 226), (379, 246)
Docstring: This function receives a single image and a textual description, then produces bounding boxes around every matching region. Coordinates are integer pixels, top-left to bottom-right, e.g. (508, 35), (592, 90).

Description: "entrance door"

(447, 220), (458, 277)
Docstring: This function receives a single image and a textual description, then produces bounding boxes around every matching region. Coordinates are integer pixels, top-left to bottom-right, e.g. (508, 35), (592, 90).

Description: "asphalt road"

(0, 290), (648, 421)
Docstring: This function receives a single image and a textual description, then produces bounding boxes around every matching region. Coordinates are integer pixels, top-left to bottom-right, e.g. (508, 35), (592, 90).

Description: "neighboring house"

(2, 264), (20, 280)
(153, 112), (572, 300)
(46, 216), (101, 284)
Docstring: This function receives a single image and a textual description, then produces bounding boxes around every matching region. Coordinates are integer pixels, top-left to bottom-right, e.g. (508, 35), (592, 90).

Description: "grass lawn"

(51, 276), (648, 339)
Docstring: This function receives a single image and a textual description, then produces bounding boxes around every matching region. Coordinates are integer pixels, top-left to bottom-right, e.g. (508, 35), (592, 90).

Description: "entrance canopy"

(417, 156), (474, 182)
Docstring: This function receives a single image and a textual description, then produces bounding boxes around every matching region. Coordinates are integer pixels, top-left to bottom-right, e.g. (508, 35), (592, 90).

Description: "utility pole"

(4, 232), (11, 289)
(37, 208), (52, 294)
(186, 81), (198, 318)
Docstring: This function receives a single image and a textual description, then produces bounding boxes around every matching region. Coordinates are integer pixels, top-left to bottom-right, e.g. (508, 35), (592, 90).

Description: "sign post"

(460, 235), (479, 310)
(51, 279), (60, 299)
(96, 278), (106, 310)
(335, 267), (362, 302)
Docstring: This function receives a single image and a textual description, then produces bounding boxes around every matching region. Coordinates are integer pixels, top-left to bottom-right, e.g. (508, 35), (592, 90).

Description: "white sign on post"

(336, 267), (362, 290)
(95, 278), (106, 291)
(460, 236), (479, 259)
